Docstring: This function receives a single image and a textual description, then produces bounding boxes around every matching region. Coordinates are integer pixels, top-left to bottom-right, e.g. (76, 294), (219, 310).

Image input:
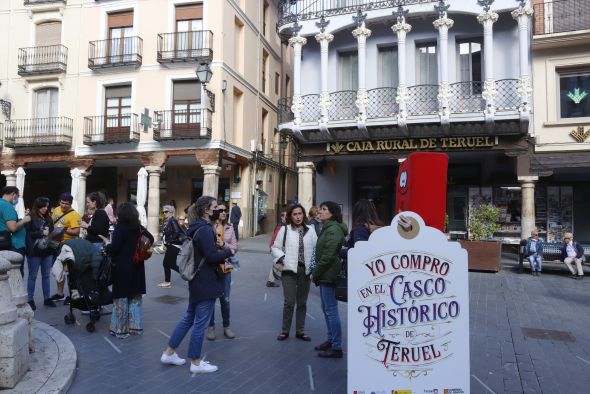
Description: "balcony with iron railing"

(88, 37), (143, 69)
(18, 45), (68, 76)
(153, 108), (212, 141)
(533, 0), (590, 36)
(83, 114), (140, 145)
(4, 117), (73, 150)
(278, 0), (436, 28)
(24, 0), (65, 4)
(278, 79), (520, 128)
(157, 30), (213, 63)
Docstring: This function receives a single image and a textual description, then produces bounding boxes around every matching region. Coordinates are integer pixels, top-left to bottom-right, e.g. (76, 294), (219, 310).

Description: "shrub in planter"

(468, 204), (500, 241)
(461, 204), (502, 272)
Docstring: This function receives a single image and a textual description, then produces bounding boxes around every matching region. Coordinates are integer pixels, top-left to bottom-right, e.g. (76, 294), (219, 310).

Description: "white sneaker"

(190, 360), (218, 373)
(160, 352), (186, 366)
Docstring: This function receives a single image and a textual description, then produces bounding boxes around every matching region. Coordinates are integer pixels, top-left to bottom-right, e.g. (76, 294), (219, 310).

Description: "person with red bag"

(102, 202), (153, 338)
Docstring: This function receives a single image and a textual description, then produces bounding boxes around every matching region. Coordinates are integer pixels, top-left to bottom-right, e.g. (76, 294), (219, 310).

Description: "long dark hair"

(320, 201), (343, 223)
(116, 202), (140, 230)
(194, 196), (216, 220)
(352, 199), (382, 229)
(31, 197), (51, 222)
(286, 203), (308, 226)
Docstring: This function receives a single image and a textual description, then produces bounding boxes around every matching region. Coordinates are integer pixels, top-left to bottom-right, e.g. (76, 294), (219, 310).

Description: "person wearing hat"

(561, 232), (585, 280)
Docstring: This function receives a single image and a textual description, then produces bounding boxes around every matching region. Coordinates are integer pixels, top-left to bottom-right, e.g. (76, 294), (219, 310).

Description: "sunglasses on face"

(163, 211), (170, 214)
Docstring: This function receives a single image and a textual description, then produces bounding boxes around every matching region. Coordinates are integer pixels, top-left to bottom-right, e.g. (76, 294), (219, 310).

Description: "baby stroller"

(55, 239), (113, 332)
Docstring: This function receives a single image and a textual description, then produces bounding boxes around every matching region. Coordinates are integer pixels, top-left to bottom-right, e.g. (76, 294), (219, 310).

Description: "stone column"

(2, 250), (33, 353)
(315, 31), (334, 125)
(353, 22), (371, 125)
(478, 9), (499, 121)
(289, 34), (307, 131)
(0, 256), (28, 389)
(146, 166), (161, 240)
(519, 176), (538, 240)
(202, 164), (221, 200)
(433, 15), (454, 123)
(1, 170), (17, 187)
(70, 168), (88, 215)
(512, 4), (534, 115)
(296, 162), (315, 214)
(392, 18), (412, 127)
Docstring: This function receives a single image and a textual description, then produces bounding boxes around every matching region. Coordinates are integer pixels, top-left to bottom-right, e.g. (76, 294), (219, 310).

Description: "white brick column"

(289, 34), (307, 132)
(353, 23), (371, 126)
(392, 18), (412, 127)
(433, 15), (454, 123)
(202, 164), (221, 200)
(146, 166), (161, 239)
(296, 162), (315, 214)
(315, 31), (334, 125)
(512, 4), (534, 115)
(478, 9), (499, 121)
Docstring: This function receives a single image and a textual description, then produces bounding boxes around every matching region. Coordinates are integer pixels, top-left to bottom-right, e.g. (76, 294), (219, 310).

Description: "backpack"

(177, 227), (206, 281)
(132, 228), (153, 264)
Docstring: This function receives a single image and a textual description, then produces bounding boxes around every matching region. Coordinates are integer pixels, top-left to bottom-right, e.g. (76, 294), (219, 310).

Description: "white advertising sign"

(348, 212), (470, 394)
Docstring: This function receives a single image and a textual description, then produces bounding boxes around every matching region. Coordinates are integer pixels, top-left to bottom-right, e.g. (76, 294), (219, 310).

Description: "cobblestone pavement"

(28, 237), (590, 394)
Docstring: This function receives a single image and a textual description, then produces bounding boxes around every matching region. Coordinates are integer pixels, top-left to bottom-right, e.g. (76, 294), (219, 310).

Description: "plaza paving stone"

(26, 236), (590, 393)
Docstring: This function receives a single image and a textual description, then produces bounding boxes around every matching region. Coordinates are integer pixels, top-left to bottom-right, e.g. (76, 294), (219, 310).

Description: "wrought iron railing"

(278, 0), (436, 27)
(278, 97), (294, 124)
(24, 0), (65, 4)
(533, 0), (590, 35)
(18, 45), (68, 76)
(153, 109), (212, 140)
(329, 90), (357, 120)
(277, 80), (521, 125)
(407, 85), (439, 116)
(83, 114), (139, 145)
(495, 79), (520, 112)
(449, 81), (484, 113)
(157, 31), (213, 63)
(301, 94), (321, 123)
(88, 36), (143, 69)
(367, 87), (398, 118)
(4, 117), (72, 148)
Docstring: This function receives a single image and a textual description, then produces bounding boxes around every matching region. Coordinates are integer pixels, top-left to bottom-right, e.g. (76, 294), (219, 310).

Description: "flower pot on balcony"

(458, 240), (501, 272)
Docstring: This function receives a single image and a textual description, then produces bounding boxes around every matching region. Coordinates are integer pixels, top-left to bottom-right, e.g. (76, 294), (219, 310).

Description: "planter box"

(459, 240), (501, 272)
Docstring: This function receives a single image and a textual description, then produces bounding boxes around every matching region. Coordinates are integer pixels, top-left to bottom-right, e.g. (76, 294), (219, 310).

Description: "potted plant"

(459, 203), (502, 272)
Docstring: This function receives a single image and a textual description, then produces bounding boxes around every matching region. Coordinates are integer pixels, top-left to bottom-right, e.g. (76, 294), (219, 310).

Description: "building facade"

(0, 0), (296, 238)
(278, 0), (541, 243)
(530, 0), (590, 242)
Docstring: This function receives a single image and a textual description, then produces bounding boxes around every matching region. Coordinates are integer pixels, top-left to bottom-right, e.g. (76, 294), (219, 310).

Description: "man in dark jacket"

(562, 232), (585, 280)
(230, 200), (242, 240)
(524, 230), (544, 276)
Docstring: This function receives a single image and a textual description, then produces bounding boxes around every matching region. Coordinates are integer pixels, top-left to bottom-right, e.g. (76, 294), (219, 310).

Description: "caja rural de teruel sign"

(348, 212), (469, 394)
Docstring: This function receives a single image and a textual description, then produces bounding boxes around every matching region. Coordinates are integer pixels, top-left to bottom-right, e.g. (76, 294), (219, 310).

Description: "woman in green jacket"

(312, 201), (348, 358)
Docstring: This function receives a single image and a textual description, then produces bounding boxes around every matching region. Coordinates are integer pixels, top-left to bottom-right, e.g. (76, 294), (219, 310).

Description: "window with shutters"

(104, 85), (131, 141)
(36, 22), (61, 47)
(262, 50), (269, 94)
(339, 51), (358, 91)
(175, 4), (203, 56)
(172, 80), (201, 136)
(108, 11), (134, 63)
(378, 46), (398, 87)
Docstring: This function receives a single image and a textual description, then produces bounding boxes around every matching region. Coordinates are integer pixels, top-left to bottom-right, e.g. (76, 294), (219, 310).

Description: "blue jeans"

(210, 273), (231, 327)
(27, 255), (53, 301)
(319, 284), (342, 350)
(92, 242), (103, 252)
(169, 299), (215, 360)
(528, 254), (542, 272)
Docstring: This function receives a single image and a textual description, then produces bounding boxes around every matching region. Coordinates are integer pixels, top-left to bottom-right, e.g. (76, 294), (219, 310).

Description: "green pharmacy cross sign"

(567, 88), (588, 104)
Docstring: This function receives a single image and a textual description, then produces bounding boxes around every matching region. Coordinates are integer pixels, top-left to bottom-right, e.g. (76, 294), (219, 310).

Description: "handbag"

(0, 230), (12, 250)
(272, 225), (288, 280)
(306, 247), (316, 275)
(133, 228), (153, 264)
(335, 257), (348, 303)
(97, 252), (113, 288)
(33, 237), (49, 254)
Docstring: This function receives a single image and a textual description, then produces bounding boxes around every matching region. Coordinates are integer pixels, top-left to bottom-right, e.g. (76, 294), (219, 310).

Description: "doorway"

(351, 166), (397, 225)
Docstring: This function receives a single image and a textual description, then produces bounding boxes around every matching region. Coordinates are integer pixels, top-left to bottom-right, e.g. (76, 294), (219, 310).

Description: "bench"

(518, 240), (590, 273)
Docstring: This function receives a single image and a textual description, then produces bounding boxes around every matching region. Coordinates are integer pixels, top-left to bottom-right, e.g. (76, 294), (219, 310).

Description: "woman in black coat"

(105, 202), (154, 339)
(79, 192), (110, 251)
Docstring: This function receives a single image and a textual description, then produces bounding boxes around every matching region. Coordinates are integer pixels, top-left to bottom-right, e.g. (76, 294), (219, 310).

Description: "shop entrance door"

(447, 186), (468, 233)
(351, 166), (397, 225)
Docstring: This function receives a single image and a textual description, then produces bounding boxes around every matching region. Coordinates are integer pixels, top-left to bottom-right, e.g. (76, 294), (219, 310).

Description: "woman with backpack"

(206, 203), (238, 340)
(158, 205), (187, 288)
(271, 203), (317, 342)
(79, 192), (110, 252)
(25, 197), (56, 310)
(104, 202), (154, 339)
(160, 196), (233, 373)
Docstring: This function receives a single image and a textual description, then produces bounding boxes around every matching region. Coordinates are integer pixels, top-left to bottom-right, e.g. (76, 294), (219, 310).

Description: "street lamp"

(278, 133), (289, 220)
(195, 63), (213, 87)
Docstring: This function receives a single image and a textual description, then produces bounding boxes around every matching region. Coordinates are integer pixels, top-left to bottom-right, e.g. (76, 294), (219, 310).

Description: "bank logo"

(570, 126), (590, 143)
